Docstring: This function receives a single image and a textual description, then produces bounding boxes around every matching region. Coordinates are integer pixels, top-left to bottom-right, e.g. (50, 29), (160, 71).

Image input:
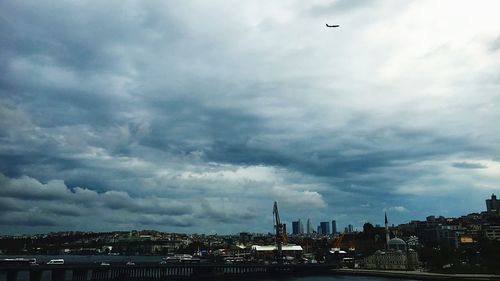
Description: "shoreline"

(332, 268), (500, 281)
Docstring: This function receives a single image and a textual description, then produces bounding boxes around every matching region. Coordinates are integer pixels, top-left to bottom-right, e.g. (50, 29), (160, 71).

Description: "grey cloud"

(0, 212), (57, 227)
(101, 191), (192, 216)
(198, 200), (258, 224)
(491, 36), (500, 51)
(452, 162), (487, 169)
(308, 0), (377, 16)
(1, 0), (499, 233)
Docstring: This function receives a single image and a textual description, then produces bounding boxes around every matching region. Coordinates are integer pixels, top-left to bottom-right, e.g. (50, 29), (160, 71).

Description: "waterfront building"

(486, 194), (498, 212)
(320, 222), (330, 235)
(251, 244), (303, 260)
(332, 220), (337, 234)
(361, 238), (419, 270)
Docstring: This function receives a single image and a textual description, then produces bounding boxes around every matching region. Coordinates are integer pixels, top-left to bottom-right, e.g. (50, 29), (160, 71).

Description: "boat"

(0, 258), (37, 266)
(47, 259), (65, 265)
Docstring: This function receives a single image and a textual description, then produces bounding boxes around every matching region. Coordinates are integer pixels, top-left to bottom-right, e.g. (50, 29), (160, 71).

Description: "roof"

(388, 238), (406, 245)
(251, 245), (303, 251)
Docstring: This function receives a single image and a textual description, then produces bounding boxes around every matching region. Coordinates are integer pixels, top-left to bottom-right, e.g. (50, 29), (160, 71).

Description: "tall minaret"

(385, 212), (390, 249)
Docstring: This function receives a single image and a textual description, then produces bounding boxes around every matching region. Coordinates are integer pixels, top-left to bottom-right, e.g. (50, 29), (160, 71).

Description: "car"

(100, 262), (110, 266)
(126, 261), (135, 266)
(47, 259), (64, 265)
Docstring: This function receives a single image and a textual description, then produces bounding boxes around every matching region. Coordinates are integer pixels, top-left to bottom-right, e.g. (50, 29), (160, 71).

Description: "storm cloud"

(1, 0), (499, 234)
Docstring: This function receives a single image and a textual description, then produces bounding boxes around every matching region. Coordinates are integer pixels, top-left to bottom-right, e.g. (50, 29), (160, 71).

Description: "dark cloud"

(0, 0), (499, 233)
(0, 213), (57, 227)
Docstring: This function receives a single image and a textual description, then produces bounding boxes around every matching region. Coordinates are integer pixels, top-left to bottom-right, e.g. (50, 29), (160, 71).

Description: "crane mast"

(273, 201), (283, 263)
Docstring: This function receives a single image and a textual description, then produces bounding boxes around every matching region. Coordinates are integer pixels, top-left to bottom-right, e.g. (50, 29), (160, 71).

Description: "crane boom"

(273, 201), (283, 263)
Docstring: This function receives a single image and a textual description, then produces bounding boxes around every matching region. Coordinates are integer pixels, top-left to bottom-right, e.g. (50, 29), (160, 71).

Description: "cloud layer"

(1, 0), (499, 234)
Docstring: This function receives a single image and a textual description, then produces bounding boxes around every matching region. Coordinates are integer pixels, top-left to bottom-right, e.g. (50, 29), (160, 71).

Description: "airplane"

(326, 24), (340, 28)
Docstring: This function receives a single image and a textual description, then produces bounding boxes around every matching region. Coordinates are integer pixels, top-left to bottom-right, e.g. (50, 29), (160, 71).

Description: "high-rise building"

(331, 220), (337, 234)
(486, 194), (498, 212)
(292, 220), (304, 235)
(348, 224), (354, 233)
(306, 218), (312, 235)
(292, 221), (300, 235)
(320, 222), (331, 235)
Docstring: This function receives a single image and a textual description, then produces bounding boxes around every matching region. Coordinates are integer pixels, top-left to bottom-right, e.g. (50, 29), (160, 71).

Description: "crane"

(273, 201), (284, 263)
(332, 232), (345, 252)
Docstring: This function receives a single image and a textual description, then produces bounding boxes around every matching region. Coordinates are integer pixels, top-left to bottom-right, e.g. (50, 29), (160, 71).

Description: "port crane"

(332, 232), (345, 252)
(273, 201), (286, 263)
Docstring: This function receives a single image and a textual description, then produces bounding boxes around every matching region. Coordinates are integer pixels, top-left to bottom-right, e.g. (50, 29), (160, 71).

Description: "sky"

(0, 0), (499, 235)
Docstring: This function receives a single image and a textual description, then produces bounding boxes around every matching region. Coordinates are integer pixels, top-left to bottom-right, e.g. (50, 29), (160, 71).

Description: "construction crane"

(273, 201), (284, 263)
(332, 232), (345, 252)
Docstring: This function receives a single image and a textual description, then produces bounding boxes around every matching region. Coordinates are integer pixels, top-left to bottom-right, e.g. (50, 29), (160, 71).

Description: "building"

(292, 220), (304, 235)
(306, 219), (312, 235)
(348, 224), (354, 233)
(361, 238), (419, 270)
(484, 225), (500, 240)
(251, 245), (303, 260)
(320, 222), (330, 235)
(486, 194), (498, 212)
(331, 220), (337, 234)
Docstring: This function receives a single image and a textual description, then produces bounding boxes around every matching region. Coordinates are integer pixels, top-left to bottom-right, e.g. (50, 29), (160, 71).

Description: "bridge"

(0, 263), (336, 281)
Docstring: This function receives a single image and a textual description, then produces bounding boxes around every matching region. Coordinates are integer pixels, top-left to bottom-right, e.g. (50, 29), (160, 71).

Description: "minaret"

(385, 212), (390, 249)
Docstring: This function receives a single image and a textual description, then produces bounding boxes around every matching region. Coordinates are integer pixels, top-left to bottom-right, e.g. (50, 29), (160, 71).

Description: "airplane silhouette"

(326, 24), (340, 28)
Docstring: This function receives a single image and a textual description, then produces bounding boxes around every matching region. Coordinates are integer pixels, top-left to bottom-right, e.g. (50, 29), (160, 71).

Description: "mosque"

(361, 213), (419, 270)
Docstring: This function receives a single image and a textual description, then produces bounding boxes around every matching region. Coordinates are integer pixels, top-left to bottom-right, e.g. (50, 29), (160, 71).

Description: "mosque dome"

(388, 238), (406, 245)
(388, 238), (407, 251)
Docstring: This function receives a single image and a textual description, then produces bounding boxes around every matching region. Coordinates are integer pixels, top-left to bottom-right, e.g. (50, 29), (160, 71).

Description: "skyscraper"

(348, 224), (354, 233)
(306, 218), (312, 235)
(320, 221), (330, 235)
(331, 220), (337, 234)
(292, 220), (304, 235)
(292, 221), (300, 235)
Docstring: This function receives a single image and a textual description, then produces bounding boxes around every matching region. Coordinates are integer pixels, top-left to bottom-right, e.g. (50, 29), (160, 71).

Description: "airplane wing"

(326, 24), (340, 28)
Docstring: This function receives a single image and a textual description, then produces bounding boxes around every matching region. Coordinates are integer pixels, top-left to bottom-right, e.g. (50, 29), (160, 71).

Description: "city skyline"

(1, 0), (500, 235)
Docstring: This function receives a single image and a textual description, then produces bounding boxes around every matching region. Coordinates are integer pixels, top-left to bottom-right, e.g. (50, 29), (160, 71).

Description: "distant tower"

(348, 224), (354, 233)
(306, 218), (311, 235)
(385, 212), (390, 249)
(331, 220), (337, 234)
(486, 194), (498, 212)
(320, 222), (330, 235)
(292, 221), (300, 235)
